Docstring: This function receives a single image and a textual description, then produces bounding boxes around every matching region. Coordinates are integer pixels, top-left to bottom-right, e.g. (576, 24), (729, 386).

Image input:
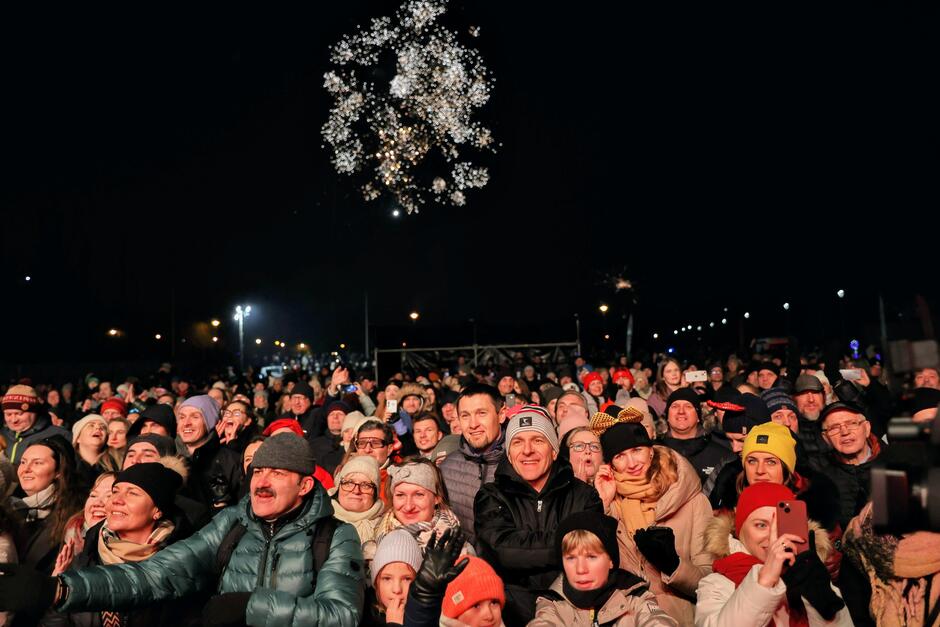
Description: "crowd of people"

(0, 346), (938, 626)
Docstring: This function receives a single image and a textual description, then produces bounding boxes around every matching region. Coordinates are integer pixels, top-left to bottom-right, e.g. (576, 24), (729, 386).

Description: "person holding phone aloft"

(594, 422), (713, 625)
(696, 483), (851, 627)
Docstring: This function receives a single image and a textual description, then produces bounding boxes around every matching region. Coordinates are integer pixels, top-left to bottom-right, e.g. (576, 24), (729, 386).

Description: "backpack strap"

(215, 520), (248, 577)
(309, 516), (340, 589)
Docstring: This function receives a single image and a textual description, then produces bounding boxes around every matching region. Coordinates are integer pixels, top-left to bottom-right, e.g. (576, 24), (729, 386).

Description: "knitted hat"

(178, 395), (221, 430)
(324, 401), (351, 416)
(431, 434), (461, 462)
(388, 462), (440, 495)
(263, 418), (304, 437)
(398, 383), (428, 405)
(621, 398), (655, 434)
(335, 455), (380, 488)
(556, 511), (620, 568)
(735, 483), (796, 535)
(505, 406), (559, 452)
(558, 414), (591, 441)
(581, 371), (603, 390)
(250, 433), (317, 476)
(126, 434), (177, 459)
(442, 556), (505, 619)
(722, 394), (771, 435)
(612, 369), (635, 387)
(341, 410), (370, 435)
(114, 461), (183, 515)
(290, 381), (314, 400)
(665, 387), (701, 418)
(761, 388), (799, 415)
(2, 384), (41, 412)
(795, 374), (825, 394)
(71, 414), (108, 444)
(100, 398), (127, 418)
(371, 529), (423, 586)
(741, 422), (797, 473)
(600, 422), (653, 463)
(757, 363), (780, 375)
(128, 404), (177, 439)
(540, 385), (564, 408)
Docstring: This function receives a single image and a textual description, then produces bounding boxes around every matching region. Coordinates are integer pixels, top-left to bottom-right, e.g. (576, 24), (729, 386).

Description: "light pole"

(234, 305), (252, 372)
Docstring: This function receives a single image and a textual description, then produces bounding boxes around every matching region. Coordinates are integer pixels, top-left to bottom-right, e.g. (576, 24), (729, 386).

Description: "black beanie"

(665, 387), (701, 418)
(128, 404), (177, 439)
(126, 434), (177, 458)
(114, 462), (182, 515)
(556, 511), (620, 568)
(600, 422), (653, 463)
(290, 381), (314, 400)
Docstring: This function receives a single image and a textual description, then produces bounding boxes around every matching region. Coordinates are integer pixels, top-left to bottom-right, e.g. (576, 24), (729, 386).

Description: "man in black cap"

(127, 403), (177, 439)
(659, 388), (735, 486)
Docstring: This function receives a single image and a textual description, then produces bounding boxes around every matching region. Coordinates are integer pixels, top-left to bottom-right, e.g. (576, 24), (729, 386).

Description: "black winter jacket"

(474, 458), (603, 626)
(659, 433), (734, 487)
(820, 435), (884, 529)
(178, 433), (242, 511)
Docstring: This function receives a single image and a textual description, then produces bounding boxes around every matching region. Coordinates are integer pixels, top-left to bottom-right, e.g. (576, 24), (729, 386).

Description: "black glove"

(781, 531), (845, 621)
(202, 591), (251, 627)
(634, 526), (680, 575)
(408, 528), (469, 605)
(209, 474), (233, 507)
(0, 563), (58, 613)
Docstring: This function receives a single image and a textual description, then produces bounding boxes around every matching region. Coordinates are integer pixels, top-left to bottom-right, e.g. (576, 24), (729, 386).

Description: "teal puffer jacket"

(60, 486), (364, 626)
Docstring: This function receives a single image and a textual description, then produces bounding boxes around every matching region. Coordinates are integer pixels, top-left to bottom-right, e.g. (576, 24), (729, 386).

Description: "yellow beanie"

(741, 422), (797, 473)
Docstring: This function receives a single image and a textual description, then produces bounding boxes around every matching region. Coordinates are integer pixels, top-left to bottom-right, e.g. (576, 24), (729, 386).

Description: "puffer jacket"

(529, 573), (678, 626)
(0, 414), (70, 464)
(820, 435), (884, 529)
(59, 486), (365, 627)
(696, 511), (852, 627)
(474, 458), (603, 626)
(608, 446), (714, 626)
(438, 429), (505, 545)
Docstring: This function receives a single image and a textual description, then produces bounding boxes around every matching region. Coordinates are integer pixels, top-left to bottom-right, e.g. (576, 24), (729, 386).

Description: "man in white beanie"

(473, 405), (603, 625)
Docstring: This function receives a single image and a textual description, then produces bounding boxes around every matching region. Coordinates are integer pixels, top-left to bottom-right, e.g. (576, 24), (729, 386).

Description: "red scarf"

(713, 553), (808, 627)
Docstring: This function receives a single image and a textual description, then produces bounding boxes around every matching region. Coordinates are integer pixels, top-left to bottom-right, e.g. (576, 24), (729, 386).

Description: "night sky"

(2, 2), (937, 373)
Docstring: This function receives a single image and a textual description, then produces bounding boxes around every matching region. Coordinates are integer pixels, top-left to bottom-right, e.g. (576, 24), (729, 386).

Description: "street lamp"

(211, 319), (221, 328)
(598, 304), (609, 314)
(255, 338), (262, 345)
(409, 311), (420, 321)
(837, 289), (845, 299)
(155, 333), (162, 340)
(107, 328), (119, 337)
(234, 305), (252, 371)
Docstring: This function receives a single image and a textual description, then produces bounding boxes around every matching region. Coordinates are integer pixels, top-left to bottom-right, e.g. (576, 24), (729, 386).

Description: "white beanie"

(72, 414), (108, 444)
(505, 406), (559, 452)
(335, 455), (380, 489)
(370, 529), (423, 586)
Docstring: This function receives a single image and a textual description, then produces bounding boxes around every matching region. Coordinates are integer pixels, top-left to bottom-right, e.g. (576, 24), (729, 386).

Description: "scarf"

(562, 568), (643, 613)
(713, 552), (807, 627)
(21, 484), (56, 521)
(331, 493), (384, 523)
(377, 507), (473, 554)
(97, 519), (175, 565)
(612, 470), (659, 535)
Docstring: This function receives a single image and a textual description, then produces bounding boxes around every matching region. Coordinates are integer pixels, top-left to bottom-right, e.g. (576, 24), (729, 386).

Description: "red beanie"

(612, 369), (635, 387)
(442, 556), (505, 619)
(100, 398), (127, 417)
(735, 483), (796, 536)
(581, 371), (603, 389)
(263, 418), (305, 437)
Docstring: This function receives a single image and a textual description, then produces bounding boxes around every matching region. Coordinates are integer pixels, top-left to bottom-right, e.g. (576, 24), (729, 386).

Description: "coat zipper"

(270, 552), (281, 589)
(537, 500), (543, 512)
(255, 522), (276, 587)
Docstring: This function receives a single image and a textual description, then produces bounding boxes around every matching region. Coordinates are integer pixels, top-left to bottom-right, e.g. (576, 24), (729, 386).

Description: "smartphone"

(341, 384), (358, 394)
(776, 500), (809, 554)
(386, 399), (398, 414)
(506, 393), (516, 407)
(840, 368), (863, 381)
(685, 371), (708, 383)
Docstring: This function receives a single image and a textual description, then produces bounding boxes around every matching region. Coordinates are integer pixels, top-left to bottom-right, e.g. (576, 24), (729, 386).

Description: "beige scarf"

(613, 471), (659, 535)
(97, 520), (175, 565)
(21, 484), (56, 521)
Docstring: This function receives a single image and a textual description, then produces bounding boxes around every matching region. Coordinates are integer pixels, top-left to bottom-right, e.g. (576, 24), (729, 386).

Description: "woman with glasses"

(330, 456), (385, 545)
(217, 400), (260, 454)
(559, 427), (603, 485)
(349, 421), (398, 506)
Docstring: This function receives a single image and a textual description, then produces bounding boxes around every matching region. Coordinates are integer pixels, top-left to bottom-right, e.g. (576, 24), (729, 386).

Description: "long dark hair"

(28, 437), (84, 544)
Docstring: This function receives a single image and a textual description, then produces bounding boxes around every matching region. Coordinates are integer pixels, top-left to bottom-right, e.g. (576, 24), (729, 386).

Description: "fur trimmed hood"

(398, 383), (428, 409)
(157, 455), (189, 486)
(704, 510), (832, 561)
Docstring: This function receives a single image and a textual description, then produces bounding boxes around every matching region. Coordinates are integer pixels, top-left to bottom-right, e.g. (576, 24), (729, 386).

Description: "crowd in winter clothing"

(0, 345), (938, 627)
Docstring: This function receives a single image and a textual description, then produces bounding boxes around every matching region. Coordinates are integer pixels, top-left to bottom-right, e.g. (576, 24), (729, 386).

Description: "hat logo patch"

(520, 416), (532, 427)
(756, 435), (769, 444)
(451, 591), (464, 605)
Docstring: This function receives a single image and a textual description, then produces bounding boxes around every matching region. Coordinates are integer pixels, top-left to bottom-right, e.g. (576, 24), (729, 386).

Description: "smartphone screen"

(840, 368), (863, 381)
(386, 399), (398, 414)
(685, 370), (707, 383)
(776, 500), (809, 554)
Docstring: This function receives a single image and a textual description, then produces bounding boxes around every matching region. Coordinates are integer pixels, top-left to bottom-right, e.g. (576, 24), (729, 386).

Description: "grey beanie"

(250, 433), (317, 476)
(370, 529), (423, 586)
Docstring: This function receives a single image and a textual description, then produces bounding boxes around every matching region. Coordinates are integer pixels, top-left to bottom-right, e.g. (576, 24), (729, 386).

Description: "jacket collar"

(494, 456), (573, 496)
(458, 427), (506, 462)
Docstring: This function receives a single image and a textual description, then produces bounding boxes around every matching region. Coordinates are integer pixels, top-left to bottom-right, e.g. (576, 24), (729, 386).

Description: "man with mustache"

(0, 433), (365, 626)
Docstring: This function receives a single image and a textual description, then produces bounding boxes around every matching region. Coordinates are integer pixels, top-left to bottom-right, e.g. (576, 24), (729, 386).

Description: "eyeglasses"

(339, 480), (376, 494)
(823, 418), (867, 437)
(355, 438), (388, 450)
(222, 410), (247, 418)
(568, 442), (601, 453)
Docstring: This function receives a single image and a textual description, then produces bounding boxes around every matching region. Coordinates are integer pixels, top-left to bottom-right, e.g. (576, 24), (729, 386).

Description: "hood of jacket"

(652, 445), (706, 520)
(704, 510), (832, 562)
